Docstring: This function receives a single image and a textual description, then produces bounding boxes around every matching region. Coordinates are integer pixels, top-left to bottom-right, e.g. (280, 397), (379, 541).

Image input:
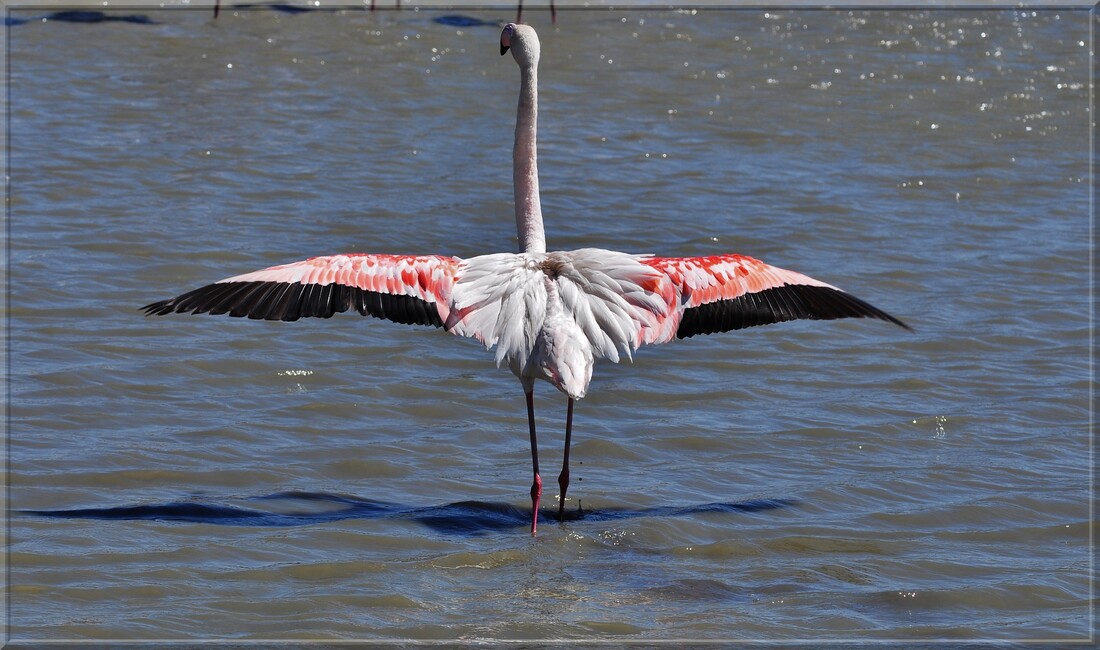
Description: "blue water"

(7, 5), (1092, 642)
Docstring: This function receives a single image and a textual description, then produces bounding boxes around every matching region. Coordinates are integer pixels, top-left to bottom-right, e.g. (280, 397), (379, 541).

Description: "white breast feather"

(446, 253), (546, 367)
(553, 249), (672, 363)
(444, 250), (675, 376)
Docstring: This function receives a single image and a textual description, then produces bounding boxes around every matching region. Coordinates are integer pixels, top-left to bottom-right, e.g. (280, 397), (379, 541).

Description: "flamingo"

(143, 23), (908, 535)
(517, 1), (556, 25)
(214, 1), (547, 24)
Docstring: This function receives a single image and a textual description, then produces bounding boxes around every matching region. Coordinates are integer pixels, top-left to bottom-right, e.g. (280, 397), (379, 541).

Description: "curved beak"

(500, 43), (510, 56)
(500, 28), (511, 56)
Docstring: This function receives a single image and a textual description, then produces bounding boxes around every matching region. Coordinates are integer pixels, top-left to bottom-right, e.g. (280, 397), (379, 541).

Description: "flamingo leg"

(526, 389), (542, 535)
(557, 397), (573, 522)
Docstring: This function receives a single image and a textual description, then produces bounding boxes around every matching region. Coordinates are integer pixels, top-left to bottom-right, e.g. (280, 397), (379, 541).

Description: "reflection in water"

(24, 491), (795, 535)
(4, 11), (159, 26)
(3, 6), (501, 28)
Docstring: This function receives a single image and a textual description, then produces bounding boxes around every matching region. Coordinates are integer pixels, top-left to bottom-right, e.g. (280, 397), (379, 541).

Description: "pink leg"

(516, 1), (523, 24)
(551, 1), (557, 24)
(526, 389), (541, 535)
(557, 398), (573, 522)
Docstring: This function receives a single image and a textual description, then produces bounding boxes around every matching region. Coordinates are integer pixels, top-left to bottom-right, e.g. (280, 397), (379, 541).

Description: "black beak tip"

(500, 44), (509, 56)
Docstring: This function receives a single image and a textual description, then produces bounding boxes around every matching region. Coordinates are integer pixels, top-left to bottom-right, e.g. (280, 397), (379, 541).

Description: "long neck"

(514, 64), (545, 254)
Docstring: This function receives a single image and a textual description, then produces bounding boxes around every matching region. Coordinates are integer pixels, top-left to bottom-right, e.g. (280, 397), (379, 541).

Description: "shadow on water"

(226, 5), (502, 27)
(224, 3), (503, 27)
(5, 7), (500, 28)
(5, 11), (159, 26)
(23, 491), (796, 536)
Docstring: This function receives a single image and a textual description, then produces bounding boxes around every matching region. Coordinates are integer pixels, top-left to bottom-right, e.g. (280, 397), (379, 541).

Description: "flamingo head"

(500, 22), (540, 67)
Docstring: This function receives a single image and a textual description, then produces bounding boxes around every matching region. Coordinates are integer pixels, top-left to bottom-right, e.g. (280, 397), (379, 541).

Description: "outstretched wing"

(142, 253), (461, 327)
(641, 254), (908, 340)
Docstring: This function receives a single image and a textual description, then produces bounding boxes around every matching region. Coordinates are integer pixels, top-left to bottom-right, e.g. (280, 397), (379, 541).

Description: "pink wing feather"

(143, 253), (461, 326)
(643, 254), (836, 308)
(641, 254), (908, 339)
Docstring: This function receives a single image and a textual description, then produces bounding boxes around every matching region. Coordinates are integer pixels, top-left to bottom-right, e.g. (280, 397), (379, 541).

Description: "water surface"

(7, 5), (1092, 643)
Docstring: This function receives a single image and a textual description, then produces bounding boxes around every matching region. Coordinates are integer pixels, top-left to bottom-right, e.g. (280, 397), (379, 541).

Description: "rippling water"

(8, 4), (1092, 642)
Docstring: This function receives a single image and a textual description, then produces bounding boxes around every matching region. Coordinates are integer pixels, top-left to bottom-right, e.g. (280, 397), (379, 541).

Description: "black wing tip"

(676, 283), (911, 339)
(877, 308), (912, 332)
(140, 281), (445, 328)
(140, 300), (169, 316)
(141, 297), (191, 316)
(832, 289), (912, 332)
